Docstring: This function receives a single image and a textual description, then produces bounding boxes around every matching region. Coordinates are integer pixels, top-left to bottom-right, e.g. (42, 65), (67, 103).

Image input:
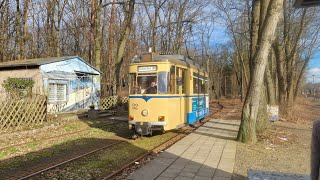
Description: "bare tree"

(238, 0), (283, 143)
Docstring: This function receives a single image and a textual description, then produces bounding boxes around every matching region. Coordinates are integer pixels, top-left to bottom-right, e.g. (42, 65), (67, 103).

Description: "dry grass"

(234, 97), (316, 179)
(281, 97), (320, 125)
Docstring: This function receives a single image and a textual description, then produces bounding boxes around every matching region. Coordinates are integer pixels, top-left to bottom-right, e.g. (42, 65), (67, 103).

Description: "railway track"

(0, 120), (128, 180)
(103, 124), (208, 180)
(17, 141), (122, 180)
(0, 120), (126, 152)
(2, 102), (223, 180)
(103, 101), (224, 180)
(11, 127), (190, 180)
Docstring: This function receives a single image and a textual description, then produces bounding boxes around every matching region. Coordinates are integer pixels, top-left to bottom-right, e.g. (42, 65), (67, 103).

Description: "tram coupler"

(132, 122), (153, 138)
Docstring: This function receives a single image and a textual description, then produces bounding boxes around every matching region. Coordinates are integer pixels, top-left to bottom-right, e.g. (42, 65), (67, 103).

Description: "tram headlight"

(141, 109), (148, 116)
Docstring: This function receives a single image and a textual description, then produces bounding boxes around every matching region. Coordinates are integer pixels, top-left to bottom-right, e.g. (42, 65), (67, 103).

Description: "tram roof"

(132, 53), (207, 73)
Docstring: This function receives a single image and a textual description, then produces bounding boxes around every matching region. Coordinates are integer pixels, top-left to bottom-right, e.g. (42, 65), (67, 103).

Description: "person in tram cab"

(146, 81), (157, 94)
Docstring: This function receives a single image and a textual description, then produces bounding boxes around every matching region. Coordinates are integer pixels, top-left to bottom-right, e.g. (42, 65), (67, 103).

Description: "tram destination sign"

(137, 65), (157, 72)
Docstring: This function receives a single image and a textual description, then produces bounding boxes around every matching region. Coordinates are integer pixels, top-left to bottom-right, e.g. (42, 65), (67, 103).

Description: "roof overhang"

(294, 0), (320, 7)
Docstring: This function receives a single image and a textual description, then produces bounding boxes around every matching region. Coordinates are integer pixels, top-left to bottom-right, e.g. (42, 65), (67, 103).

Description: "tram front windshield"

(130, 72), (168, 94)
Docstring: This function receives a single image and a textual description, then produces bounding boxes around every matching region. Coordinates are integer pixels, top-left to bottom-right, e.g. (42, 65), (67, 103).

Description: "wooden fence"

(0, 95), (47, 132)
(100, 96), (128, 110)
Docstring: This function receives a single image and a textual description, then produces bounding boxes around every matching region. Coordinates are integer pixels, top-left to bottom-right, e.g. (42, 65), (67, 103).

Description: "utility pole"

(225, 76), (228, 97)
(313, 75), (315, 97)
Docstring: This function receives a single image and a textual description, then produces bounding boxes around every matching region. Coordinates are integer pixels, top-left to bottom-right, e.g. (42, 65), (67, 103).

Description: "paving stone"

(128, 119), (239, 180)
(182, 167), (199, 173)
(196, 171), (215, 178)
(155, 177), (174, 180)
(199, 166), (216, 172)
(178, 171), (196, 178)
(174, 176), (193, 180)
(169, 164), (185, 170)
(193, 175), (212, 180)
(184, 163), (202, 170)
(158, 152), (179, 159)
(160, 168), (181, 178)
(214, 169), (233, 178)
(127, 158), (175, 180)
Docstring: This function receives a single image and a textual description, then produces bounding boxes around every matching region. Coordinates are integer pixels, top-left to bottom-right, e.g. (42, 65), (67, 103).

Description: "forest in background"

(0, 0), (319, 143)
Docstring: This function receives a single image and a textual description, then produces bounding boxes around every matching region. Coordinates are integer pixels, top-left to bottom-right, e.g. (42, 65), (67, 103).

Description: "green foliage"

(2, 78), (35, 98)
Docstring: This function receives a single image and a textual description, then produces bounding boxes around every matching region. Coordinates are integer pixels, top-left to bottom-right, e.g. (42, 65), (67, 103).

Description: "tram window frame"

(169, 66), (175, 94)
(158, 72), (169, 94)
(129, 73), (137, 94)
(176, 68), (179, 94)
(175, 67), (186, 94)
(205, 77), (208, 94)
(193, 72), (199, 94)
(181, 69), (186, 94)
(199, 74), (206, 94)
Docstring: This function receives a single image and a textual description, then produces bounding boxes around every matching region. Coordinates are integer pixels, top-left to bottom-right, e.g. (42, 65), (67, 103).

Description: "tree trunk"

(15, 0), (21, 59)
(256, 84), (269, 132)
(107, 0), (115, 84)
(22, 0), (29, 59)
(94, 0), (101, 70)
(115, 0), (135, 90)
(238, 0), (283, 144)
(265, 61), (276, 105)
(89, 0), (96, 65)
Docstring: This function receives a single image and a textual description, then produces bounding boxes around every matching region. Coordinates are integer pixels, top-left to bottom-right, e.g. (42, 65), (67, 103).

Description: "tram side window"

(193, 74), (198, 94)
(175, 68), (186, 94)
(176, 68), (179, 94)
(169, 66), (175, 94)
(129, 73), (137, 94)
(200, 79), (205, 94)
(181, 69), (186, 94)
(158, 72), (168, 94)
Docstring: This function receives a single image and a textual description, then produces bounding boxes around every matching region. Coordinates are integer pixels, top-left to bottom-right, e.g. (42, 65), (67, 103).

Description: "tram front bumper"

(128, 121), (167, 126)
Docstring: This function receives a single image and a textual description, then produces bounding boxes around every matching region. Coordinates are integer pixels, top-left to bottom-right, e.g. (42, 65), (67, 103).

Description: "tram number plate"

(140, 122), (144, 125)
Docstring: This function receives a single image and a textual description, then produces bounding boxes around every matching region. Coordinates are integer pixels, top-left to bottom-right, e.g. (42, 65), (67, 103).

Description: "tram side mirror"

(177, 77), (183, 86)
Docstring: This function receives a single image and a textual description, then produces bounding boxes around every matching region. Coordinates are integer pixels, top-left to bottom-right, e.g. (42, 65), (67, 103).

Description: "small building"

(0, 56), (101, 113)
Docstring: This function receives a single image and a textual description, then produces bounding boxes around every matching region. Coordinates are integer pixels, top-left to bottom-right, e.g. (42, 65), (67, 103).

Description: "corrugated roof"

(0, 56), (78, 68)
(0, 56), (102, 74)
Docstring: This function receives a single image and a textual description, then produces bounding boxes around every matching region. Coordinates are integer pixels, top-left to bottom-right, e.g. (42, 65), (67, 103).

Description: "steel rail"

(18, 141), (123, 180)
(0, 121), (125, 151)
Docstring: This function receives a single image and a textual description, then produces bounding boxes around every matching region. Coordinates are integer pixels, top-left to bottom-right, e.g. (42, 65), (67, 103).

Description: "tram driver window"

(137, 75), (158, 94)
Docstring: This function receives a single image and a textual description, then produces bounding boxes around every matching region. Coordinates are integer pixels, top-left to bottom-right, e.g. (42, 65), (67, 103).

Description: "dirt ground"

(231, 97), (319, 179)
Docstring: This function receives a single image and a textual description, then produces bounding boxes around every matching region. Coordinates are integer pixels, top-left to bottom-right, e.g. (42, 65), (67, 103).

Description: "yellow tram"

(128, 52), (209, 137)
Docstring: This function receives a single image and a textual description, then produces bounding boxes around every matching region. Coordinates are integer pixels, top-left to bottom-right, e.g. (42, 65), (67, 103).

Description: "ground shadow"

(0, 138), (126, 179)
(76, 110), (135, 139)
(126, 151), (246, 180)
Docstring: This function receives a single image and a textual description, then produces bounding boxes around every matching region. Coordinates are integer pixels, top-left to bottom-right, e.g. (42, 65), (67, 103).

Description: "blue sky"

(210, 27), (320, 83)
(307, 51), (320, 83)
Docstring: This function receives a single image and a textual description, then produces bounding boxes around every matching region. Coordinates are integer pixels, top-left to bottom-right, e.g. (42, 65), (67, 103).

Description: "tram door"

(176, 67), (186, 125)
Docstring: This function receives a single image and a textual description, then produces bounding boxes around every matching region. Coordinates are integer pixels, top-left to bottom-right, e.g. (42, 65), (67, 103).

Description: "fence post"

(311, 120), (320, 180)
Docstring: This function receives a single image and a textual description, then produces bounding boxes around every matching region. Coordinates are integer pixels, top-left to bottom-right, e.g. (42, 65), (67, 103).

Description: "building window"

(48, 83), (67, 103)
